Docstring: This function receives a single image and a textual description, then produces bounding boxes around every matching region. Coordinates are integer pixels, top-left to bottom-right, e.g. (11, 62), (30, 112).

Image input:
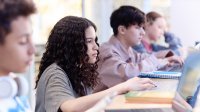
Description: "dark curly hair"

(35, 16), (100, 96)
(0, 0), (36, 44)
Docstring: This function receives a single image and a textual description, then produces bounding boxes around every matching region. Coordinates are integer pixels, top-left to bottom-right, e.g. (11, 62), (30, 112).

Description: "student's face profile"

(85, 26), (98, 64)
(123, 24), (145, 46)
(146, 17), (166, 41)
(0, 16), (35, 74)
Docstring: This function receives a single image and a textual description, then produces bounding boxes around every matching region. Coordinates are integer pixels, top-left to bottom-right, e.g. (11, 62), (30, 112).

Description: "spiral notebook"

(138, 71), (181, 79)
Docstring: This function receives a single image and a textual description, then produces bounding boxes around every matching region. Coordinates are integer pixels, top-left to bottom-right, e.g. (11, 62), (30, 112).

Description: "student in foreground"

(0, 0), (36, 111)
(94, 6), (183, 92)
(34, 16), (156, 112)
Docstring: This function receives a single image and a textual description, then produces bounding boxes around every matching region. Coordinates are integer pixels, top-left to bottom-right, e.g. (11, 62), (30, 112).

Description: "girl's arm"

(60, 77), (156, 112)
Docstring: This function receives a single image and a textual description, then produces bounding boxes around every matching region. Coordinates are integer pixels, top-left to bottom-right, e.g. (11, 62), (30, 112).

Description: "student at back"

(95, 6), (182, 92)
(133, 11), (182, 56)
(0, 0), (36, 111)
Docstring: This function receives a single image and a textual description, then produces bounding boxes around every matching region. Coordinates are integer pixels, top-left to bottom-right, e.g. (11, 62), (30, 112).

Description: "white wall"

(84, 0), (113, 44)
(170, 0), (200, 47)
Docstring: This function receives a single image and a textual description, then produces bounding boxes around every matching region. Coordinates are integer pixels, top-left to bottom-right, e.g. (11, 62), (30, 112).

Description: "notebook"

(138, 71), (181, 79)
(125, 91), (174, 104)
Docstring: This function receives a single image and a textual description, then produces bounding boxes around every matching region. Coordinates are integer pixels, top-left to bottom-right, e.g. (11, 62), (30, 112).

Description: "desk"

(105, 79), (179, 112)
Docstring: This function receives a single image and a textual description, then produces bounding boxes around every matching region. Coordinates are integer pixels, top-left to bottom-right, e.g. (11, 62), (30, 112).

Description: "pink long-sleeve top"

(94, 36), (168, 92)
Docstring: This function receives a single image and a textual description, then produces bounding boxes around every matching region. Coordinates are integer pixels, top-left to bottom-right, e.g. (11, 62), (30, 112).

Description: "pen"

(151, 82), (157, 87)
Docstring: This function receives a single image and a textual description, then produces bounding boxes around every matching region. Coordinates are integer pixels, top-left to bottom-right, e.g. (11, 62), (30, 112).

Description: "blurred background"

(26, 0), (200, 109)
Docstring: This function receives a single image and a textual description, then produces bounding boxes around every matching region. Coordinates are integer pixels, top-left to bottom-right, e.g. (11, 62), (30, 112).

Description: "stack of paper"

(125, 91), (175, 104)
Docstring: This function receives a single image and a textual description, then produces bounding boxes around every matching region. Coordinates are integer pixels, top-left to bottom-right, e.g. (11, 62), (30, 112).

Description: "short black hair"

(110, 5), (145, 36)
(0, 0), (36, 43)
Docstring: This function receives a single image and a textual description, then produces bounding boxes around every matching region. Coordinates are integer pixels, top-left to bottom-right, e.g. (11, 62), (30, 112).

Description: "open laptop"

(172, 51), (200, 112)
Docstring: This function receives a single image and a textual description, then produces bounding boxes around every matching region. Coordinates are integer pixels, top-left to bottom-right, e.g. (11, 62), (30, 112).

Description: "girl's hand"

(123, 77), (157, 92)
(166, 55), (184, 66)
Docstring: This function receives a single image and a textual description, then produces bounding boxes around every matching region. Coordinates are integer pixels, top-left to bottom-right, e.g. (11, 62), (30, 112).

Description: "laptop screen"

(173, 52), (200, 112)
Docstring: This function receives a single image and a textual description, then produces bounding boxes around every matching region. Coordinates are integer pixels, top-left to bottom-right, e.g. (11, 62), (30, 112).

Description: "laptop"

(172, 51), (200, 112)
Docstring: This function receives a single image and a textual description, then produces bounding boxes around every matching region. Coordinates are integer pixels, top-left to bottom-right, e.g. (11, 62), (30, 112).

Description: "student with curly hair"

(35, 16), (156, 112)
(0, 0), (36, 111)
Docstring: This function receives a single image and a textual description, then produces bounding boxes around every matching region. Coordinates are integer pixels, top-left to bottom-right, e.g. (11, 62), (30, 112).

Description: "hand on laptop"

(166, 55), (184, 66)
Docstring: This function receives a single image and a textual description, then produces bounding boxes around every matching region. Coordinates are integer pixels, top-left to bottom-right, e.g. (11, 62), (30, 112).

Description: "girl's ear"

(118, 25), (126, 35)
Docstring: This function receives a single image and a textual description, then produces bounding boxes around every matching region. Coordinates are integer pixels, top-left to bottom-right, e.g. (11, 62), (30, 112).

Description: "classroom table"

(105, 78), (179, 112)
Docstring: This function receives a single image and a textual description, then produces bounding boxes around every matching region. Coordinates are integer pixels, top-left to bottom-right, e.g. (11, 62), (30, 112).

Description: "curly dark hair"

(0, 0), (36, 44)
(35, 16), (100, 96)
